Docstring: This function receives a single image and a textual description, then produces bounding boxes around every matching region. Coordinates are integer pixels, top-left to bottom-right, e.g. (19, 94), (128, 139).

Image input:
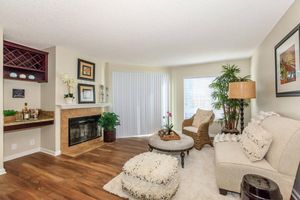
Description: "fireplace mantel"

(57, 103), (111, 110)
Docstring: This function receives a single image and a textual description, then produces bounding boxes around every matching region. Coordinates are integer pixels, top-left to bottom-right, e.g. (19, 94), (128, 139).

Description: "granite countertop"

(4, 117), (54, 127)
(4, 111), (54, 127)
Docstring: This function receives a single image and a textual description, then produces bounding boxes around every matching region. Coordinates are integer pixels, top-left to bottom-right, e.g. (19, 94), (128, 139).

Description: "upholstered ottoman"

(121, 152), (179, 200)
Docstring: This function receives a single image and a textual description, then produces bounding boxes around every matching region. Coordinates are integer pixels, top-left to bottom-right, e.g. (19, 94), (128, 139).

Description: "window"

(184, 77), (222, 120)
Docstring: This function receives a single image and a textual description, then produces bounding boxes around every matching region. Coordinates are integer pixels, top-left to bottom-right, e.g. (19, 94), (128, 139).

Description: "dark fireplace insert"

(68, 115), (101, 146)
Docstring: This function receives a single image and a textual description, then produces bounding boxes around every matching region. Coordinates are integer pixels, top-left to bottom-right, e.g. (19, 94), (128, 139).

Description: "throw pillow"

(192, 109), (213, 128)
(240, 122), (272, 162)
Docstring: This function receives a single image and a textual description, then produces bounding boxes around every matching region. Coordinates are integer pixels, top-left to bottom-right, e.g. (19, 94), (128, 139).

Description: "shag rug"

(103, 147), (239, 200)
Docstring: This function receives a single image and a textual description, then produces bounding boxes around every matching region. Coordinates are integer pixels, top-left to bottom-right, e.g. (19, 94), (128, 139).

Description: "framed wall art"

(12, 89), (25, 98)
(78, 83), (95, 104)
(77, 59), (95, 81)
(275, 24), (300, 97)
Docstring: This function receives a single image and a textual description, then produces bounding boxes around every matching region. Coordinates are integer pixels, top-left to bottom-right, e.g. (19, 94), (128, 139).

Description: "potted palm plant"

(98, 112), (120, 142)
(209, 64), (250, 134)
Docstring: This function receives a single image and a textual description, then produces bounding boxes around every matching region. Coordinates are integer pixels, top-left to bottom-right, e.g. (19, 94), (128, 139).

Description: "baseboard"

(292, 189), (300, 200)
(3, 147), (61, 162)
(40, 148), (61, 156)
(4, 147), (41, 162)
(0, 168), (6, 175)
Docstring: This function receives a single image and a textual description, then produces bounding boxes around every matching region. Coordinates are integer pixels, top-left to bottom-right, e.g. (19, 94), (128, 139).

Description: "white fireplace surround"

(57, 103), (111, 110)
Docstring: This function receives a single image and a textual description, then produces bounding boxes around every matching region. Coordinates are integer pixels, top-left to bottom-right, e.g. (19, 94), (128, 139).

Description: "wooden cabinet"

(3, 41), (48, 82)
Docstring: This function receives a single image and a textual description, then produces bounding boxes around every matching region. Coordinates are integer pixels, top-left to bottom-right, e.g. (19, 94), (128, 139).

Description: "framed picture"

(78, 83), (95, 104)
(77, 59), (95, 81)
(12, 89), (25, 98)
(275, 24), (300, 97)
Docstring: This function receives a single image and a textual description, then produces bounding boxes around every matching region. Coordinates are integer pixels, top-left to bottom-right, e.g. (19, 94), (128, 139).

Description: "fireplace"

(68, 115), (101, 146)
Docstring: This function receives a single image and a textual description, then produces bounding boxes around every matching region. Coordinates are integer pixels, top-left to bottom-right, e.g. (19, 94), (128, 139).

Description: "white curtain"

(112, 71), (169, 138)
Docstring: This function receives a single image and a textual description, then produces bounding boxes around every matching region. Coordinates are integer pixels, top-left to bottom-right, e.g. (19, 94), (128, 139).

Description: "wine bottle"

(23, 102), (30, 120)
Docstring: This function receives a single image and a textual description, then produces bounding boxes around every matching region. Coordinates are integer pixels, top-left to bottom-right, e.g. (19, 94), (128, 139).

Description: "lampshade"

(228, 81), (256, 99)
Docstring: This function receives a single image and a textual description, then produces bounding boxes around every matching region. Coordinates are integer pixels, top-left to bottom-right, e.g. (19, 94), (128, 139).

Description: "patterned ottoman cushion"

(121, 152), (179, 200)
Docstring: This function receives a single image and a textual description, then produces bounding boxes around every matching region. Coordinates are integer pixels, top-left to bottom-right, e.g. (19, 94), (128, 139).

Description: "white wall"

(55, 46), (104, 105)
(171, 58), (252, 135)
(0, 26), (5, 174)
(251, 0), (300, 119)
(4, 80), (41, 110)
(54, 46), (106, 152)
(41, 46), (56, 153)
(4, 130), (40, 161)
(3, 80), (41, 159)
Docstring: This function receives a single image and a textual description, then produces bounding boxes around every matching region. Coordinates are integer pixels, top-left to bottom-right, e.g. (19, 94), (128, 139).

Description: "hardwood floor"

(0, 138), (148, 200)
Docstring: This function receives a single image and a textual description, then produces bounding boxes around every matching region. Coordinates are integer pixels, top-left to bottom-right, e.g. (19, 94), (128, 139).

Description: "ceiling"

(0, 0), (294, 67)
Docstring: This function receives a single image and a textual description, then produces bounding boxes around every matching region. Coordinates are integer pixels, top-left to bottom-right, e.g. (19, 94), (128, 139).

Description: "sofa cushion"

(261, 116), (300, 176)
(240, 123), (272, 162)
(183, 126), (198, 133)
(215, 142), (275, 171)
(214, 141), (293, 199)
(192, 109), (213, 128)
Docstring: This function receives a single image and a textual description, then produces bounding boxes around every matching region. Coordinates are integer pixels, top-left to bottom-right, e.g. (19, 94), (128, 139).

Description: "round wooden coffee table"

(148, 133), (194, 168)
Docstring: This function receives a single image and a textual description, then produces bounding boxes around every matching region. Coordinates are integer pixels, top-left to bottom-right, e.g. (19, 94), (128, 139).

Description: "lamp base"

(240, 99), (244, 133)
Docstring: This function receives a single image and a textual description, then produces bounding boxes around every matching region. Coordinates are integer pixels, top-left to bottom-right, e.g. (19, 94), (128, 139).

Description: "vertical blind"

(184, 77), (223, 119)
(112, 71), (169, 138)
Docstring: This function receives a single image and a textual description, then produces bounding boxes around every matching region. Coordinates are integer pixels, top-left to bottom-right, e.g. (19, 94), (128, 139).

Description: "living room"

(0, 0), (300, 200)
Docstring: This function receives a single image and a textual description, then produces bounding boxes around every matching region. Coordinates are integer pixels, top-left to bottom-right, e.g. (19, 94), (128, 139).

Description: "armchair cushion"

(183, 126), (198, 133)
(192, 109), (214, 128)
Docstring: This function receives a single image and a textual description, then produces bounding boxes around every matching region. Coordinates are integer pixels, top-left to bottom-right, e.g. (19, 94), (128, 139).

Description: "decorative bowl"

(19, 74), (26, 79)
(28, 75), (35, 80)
(9, 72), (17, 78)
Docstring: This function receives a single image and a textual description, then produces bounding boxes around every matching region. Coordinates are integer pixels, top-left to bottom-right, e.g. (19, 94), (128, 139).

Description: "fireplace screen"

(68, 115), (101, 146)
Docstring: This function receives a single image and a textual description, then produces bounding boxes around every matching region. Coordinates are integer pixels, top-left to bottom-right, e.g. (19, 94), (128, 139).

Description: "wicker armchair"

(182, 111), (215, 150)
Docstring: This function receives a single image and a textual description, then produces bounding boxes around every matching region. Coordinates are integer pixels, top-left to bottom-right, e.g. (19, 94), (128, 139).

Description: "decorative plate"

(19, 74), (26, 79)
(28, 75), (35, 80)
(9, 72), (17, 78)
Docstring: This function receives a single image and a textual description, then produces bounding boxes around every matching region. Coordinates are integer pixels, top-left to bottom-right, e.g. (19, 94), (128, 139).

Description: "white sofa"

(215, 116), (300, 199)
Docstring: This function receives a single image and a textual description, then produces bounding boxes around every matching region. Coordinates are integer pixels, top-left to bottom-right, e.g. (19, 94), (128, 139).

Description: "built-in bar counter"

(4, 111), (54, 132)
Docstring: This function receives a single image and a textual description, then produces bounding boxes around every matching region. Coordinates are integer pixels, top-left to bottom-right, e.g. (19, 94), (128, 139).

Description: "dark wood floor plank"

(1, 138), (148, 200)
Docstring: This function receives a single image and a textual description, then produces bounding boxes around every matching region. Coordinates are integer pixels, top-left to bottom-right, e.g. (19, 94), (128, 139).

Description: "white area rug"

(103, 147), (239, 200)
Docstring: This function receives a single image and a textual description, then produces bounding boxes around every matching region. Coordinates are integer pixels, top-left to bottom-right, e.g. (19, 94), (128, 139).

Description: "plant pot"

(104, 129), (116, 142)
(4, 115), (16, 123)
(64, 97), (74, 104)
(221, 127), (240, 134)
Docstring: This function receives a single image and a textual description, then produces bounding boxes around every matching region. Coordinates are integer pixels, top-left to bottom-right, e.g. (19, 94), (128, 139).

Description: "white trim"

(4, 147), (62, 162)
(0, 168), (6, 175)
(4, 147), (41, 162)
(40, 148), (61, 156)
(57, 103), (111, 110)
(292, 188), (300, 200)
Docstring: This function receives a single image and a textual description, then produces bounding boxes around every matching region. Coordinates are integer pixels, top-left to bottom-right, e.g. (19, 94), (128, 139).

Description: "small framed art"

(77, 59), (95, 81)
(78, 84), (95, 104)
(12, 89), (25, 98)
(275, 24), (300, 97)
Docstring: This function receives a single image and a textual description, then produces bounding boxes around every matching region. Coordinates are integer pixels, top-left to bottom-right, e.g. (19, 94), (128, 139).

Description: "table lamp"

(228, 81), (256, 133)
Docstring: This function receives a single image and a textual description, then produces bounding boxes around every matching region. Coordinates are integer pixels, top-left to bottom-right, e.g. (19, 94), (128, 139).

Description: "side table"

(241, 174), (282, 200)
